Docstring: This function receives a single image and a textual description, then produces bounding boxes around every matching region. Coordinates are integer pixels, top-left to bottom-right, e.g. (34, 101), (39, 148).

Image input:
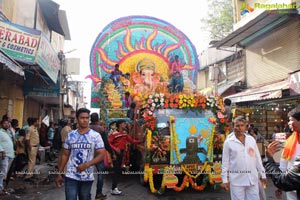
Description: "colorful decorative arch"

(89, 15), (199, 108)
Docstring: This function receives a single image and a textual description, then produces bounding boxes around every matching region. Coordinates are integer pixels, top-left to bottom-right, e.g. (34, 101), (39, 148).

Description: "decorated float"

(88, 16), (231, 194)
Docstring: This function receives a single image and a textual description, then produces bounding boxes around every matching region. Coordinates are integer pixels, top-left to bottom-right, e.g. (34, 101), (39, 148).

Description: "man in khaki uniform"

(24, 118), (39, 180)
(58, 120), (72, 169)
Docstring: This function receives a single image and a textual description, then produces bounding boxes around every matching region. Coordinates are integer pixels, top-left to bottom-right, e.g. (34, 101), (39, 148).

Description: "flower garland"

(170, 116), (215, 180)
(142, 93), (232, 135)
(144, 120), (224, 193)
(141, 94), (228, 194)
(189, 177), (205, 191)
(172, 175), (189, 192)
(145, 129), (166, 194)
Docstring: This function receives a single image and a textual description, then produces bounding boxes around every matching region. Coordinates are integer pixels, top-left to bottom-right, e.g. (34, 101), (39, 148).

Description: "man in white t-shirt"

(55, 108), (105, 200)
(221, 116), (267, 200)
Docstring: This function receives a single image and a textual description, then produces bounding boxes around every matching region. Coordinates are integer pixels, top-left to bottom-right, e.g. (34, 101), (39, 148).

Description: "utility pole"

(58, 49), (77, 120)
(58, 50), (65, 120)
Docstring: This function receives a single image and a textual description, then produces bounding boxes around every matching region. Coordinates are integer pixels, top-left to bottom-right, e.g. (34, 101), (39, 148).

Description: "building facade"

(211, 0), (300, 139)
(0, 0), (71, 126)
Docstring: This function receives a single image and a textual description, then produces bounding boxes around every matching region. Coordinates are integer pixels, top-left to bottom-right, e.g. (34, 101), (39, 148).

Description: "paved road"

(3, 163), (287, 200)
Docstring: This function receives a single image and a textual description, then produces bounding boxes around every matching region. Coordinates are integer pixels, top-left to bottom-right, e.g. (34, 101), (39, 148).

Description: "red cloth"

(108, 130), (140, 152)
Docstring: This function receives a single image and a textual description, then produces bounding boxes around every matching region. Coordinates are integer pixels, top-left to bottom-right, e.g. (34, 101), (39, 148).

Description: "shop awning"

(199, 78), (242, 96)
(38, 0), (71, 39)
(213, 9), (298, 48)
(225, 80), (289, 103)
(24, 70), (60, 104)
(218, 78), (243, 96)
(0, 50), (24, 76)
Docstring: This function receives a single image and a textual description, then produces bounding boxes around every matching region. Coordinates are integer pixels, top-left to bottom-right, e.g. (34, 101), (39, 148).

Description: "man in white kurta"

(221, 116), (267, 200)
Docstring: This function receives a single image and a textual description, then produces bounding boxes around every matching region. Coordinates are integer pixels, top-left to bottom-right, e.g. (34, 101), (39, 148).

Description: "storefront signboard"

(289, 71), (300, 96)
(35, 33), (60, 83)
(0, 20), (40, 63)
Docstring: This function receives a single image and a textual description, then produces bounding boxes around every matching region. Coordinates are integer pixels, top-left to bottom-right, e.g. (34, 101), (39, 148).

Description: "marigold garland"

(145, 129), (166, 194)
(172, 175), (189, 192)
(142, 96), (226, 193)
(189, 177), (205, 191)
(170, 116), (215, 180)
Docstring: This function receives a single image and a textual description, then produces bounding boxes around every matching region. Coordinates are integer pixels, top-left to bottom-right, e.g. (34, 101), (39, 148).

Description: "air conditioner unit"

(65, 58), (80, 75)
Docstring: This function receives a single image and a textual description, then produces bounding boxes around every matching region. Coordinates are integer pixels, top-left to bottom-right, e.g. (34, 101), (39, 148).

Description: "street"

(2, 161), (286, 200)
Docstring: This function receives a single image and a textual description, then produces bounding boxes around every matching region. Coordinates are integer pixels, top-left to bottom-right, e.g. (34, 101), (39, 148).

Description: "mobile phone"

(274, 133), (286, 146)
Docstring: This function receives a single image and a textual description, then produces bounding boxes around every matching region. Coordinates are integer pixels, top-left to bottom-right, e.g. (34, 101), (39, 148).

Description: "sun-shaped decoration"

(189, 125), (197, 134)
(89, 16), (200, 108)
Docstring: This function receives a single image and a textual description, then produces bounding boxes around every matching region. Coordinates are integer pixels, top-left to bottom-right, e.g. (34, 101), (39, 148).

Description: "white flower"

(160, 102), (164, 106)
(155, 93), (159, 97)
(149, 95), (153, 99)
(152, 103), (156, 107)
(148, 111), (153, 115)
(155, 98), (158, 102)
(160, 93), (164, 97)
(160, 98), (164, 102)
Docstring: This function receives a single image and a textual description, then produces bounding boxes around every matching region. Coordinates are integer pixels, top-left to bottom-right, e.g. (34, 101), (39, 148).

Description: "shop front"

(0, 20), (61, 124)
(0, 50), (25, 125)
(226, 75), (300, 141)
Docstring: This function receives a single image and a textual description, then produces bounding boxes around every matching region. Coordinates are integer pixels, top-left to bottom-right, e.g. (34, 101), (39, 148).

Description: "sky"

(54, 0), (210, 110)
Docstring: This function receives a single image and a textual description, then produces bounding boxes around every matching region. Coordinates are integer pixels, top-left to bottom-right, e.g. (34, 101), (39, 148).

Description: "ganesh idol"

(132, 58), (162, 94)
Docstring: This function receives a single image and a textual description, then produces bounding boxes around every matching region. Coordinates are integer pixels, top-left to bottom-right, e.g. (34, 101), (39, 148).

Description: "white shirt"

(221, 132), (266, 186)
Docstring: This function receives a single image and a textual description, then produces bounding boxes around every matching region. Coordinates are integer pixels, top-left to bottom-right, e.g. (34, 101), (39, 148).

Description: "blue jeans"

(65, 177), (93, 200)
(96, 161), (105, 194)
(0, 157), (13, 190)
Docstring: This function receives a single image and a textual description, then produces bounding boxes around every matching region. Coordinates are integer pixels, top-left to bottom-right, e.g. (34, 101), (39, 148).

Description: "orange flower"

(194, 99), (199, 105)
(165, 93), (171, 99)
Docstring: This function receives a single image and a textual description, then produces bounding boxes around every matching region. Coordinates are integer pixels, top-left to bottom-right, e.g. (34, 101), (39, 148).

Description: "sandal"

(0, 190), (10, 196)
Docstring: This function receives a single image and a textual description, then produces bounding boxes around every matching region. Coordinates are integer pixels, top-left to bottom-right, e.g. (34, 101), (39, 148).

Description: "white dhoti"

(230, 184), (260, 200)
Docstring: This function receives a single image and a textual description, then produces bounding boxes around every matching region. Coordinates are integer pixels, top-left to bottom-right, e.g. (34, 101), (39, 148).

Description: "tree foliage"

(202, 0), (234, 41)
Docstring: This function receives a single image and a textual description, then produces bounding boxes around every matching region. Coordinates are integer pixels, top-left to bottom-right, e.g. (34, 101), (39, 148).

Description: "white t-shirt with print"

(64, 129), (104, 181)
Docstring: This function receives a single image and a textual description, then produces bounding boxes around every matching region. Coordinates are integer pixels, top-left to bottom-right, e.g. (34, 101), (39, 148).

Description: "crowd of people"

(0, 115), (77, 196)
(0, 108), (143, 199)
(1, 101), (300, 200)
(221, 107), (300, 200)
(55, 108), (142, 199)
